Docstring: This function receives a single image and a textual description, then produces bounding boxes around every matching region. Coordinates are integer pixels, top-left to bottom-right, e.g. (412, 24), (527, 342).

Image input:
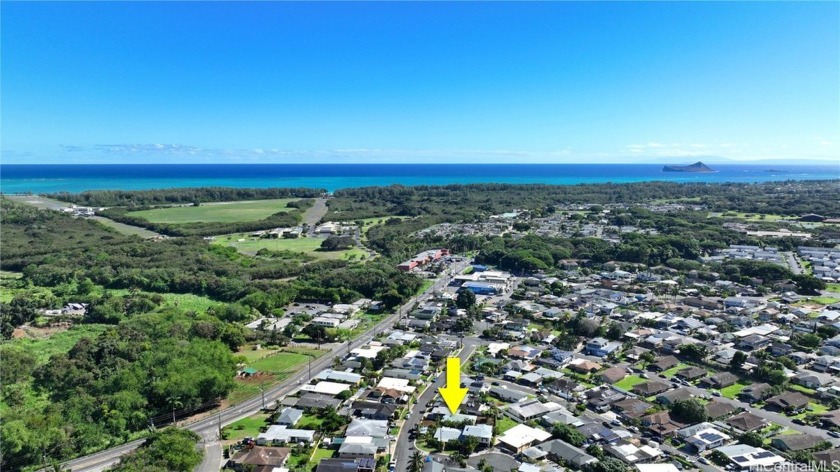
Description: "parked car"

(699, 458), (710, 465)
(491, 381), (500, 386)
(828, 431), (840, 438)
(712, 391), (721, 397)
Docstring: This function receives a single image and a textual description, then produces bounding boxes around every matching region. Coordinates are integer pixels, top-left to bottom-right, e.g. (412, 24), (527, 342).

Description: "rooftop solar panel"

(733, 456), (749, 463)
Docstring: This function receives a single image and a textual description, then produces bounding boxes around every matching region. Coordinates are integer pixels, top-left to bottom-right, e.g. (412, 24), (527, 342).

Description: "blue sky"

(1, 1), (838, 164)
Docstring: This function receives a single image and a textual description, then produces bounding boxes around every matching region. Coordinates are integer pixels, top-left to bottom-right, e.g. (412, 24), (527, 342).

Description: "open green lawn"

(720, 382), (749, 399)
(10, 324), (110, 365)
(825, 283), (840, 293)
(417, 279), (435, 295)
(224, 413), (270, 441)
(715, 212), (788, 222)
(789, 384), (817, 395)
(496, 416), (518, 434)
(804, 296), (840, 305)
(297, 414), (325, 430)
(310, 448), (335, 468)
(614, 374), (646, 391)
(228, 381), (264, 406)
(249, 350), (318, 374)
(661, 363), (690, 378)
(212, 234), (367, 260)
(791, 402), (829, 419)
(127, 198), (299, 224)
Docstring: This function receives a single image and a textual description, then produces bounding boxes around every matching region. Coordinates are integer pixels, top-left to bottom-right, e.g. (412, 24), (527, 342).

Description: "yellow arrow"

(438, 357), (468, 415)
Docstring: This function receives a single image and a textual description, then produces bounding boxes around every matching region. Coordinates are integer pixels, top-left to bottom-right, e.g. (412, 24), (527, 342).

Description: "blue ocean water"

(1, 164), (838, 194)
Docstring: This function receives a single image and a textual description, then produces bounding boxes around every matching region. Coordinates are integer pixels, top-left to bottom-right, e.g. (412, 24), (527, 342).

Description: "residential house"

(656, 388), (693, 406)
(256, 426), (316, 446)
(674, 366), (706, 382)
(739, 383), (773, 403)
(770, 434), (824, 452)
(338, 441), (378, 460)
(598, 366), (628, 384)
(276, 407), (304, 427)
(604, 441), (662, 464)
(316, 459), (362, 472)
(586, 387), (626, 412)
(229, 446), (290, 472)
(631, 381), (670, 397)
(613, 398), (654, 420)
(698, 372), (740, 389)
(350, 402), (398, 421)
(462, 424), (494, 447)
(794, 371), (835, 389)
(737, 334), (771, 351)
(641, 411), (684, 438)
(817, 410), (840, 429)
(705, 401), (738, 420)
(497, 424), (552, 453)
(585, 337), (623, 357)
(765, 392), (810, 413)
(725, 412), (768, 433)
(648, 356), (679, 372)
(536, 439), (598, 468)
(684, 427), (731, 452)
(569, 358), (602, 374)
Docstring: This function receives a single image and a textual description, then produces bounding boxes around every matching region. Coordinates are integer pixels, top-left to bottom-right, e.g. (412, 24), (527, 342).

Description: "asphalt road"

(394, 338), (481, 472)
(56, 258), (470, 472)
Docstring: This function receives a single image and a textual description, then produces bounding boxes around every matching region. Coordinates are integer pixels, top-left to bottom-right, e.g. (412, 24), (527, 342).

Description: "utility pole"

(218, 410), (222, 440)
(308, 356), (312, 380)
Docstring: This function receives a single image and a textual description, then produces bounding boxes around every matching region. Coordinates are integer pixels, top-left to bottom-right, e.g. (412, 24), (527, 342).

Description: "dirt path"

(6, 195), (163, 239)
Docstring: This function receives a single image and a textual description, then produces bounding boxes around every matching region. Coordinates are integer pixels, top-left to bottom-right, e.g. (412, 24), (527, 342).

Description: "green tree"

(679, 343), (708, 361)
(671, 399), (708, 424)
(739, 432), (764, 447)
(456, 289), (477, 309)
(408, 451), (424, 472)
(730, 351), (748, 370)
(108, 428), (202, 472)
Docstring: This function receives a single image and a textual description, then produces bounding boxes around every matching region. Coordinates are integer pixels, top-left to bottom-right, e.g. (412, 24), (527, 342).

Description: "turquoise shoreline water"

(1, 163), (838, 193)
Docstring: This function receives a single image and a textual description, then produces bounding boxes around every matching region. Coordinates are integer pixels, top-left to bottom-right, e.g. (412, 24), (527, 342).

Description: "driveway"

(394, 339), (480, 472)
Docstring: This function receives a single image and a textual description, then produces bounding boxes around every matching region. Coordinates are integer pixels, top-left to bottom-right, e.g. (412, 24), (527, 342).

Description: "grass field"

(826, 283), (840, 293)
(127, 198), (298, 224)
(496, 416), (518, 434)
(791, 402), (829, 419)
(720, 382), (749, 399)
(804, 296), (840, 305)
(298, 413), (325, 430)
(417, 279), (435, 294)
(249, 351), (318, 373)
(10, 324), (110, 365)
(614, 375), (646, 391)
(224, 413), (270, 440)
(105, 289), (221, 312)
(789, 384), (817, 395)
(310, 448), (335, 467)
(715, 212), (788, 222)
(212, 234), (367, 260)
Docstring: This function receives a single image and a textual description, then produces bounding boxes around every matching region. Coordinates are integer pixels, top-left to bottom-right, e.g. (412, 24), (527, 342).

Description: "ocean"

(1, 163), (838, 194)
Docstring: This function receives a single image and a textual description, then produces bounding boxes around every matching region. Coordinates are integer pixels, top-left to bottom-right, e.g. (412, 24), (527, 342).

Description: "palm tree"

(408, 451), (424, 472)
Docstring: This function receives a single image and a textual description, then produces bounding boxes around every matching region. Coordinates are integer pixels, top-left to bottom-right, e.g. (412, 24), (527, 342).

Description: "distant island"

(662, 161), (716, 173)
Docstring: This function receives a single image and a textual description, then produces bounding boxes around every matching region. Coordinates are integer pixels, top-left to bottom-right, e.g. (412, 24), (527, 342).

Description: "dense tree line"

(328, 181), (840, 222)
(1, 307), (236, 471)
(107, 428), (203, 472)
(46, 187), (324, 207)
